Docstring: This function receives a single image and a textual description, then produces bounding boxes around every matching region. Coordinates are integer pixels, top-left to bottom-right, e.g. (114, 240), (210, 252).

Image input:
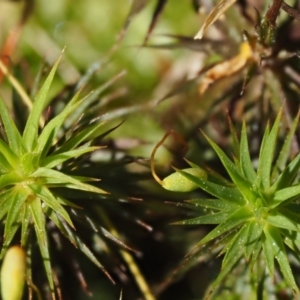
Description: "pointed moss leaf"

(248, 239), (262, 271)
(29, 184), (74, 228)
(100, 227), (140, 254)
(29, 197), (55, 296)
(37, 91), (84, 157)
(174, 210), (232, 225)
(29, 197), (46, 245)
(271, 152), (300, 193)
(0, 190), (13, 222)
(228, 116), (240, 159)
(244, 220), (263, 261)
(0, 152), (15, 173)
(265, 211), (300, 232)
(41, 146), (99, 169)
(264, 225), (298, 292)
(240, 122), (256, 181)
(45, 209), (77, 246)
(233, 156), (241, 173)
(186, 198), (238, 211)
(283, 232), (300, 253)
(272, 112), (299, 181)
(65, 71), (126, 128)
(262, 229), (275, 278)
(0, 172), (23, 190)
(162, 168), (207, 192)
(184, 159), (202, 169)
(204, 133), (255, 203)
(20, 152), (39, 175)
(207, 248), (242, 299)
(256, 110), (282, 189)
(0, 139), (18, 169)
(280, 207), (300, 224)
(284, 230), (300, 253)
(55, 120), (113, 155)
(51, 195), (81, 209)
(272, 185), (300, 208)
(67, 228), (113, 282)
(0, 96), (24, 155)
(194, 0), (237, 39)
(4, 187), (29, 240)
(222, 223), (248, 268)
(0, 188), (29, 258)
(254, 124), (269, 187)
(177, 167), (245, 205)
(0, 226), (19, 260)
(21, 204), (31, 247)
(23, 53), (63, 152)
(37, 176), (80, 186)
(197, 206), (253, 246)
(31, 167), (107, 194)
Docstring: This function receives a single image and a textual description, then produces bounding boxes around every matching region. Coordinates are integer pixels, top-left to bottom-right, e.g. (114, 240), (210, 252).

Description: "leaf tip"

(194, 28), (204, 39)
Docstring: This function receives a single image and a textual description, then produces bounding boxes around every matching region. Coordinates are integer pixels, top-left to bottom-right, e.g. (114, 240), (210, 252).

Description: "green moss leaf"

(262, 228), (275, 279)
(177, 169), (245, 205)
(244, 220), (263, 261)
(29, 197), (55, 298)
(222, 223), (248, 267)
(197, 206), (253, 246)
(23, 53), (63, 152)
(4, 187), (29, 241)
(186, 198), (239, 211)
(240, 121), (256, 181)
(37, 89), (83, 158)
(265, 211), (300, 232)
(28, 184), (74, 228)
(21, 204), (31, 247)
(204, 133), (255, 203)
(256, 110), (282, 189)
(271, 152), (300, 193)
(174, 210), (232, 225)
(40, 146), (99, 169)
(31, 167), (107, 194)
(0, 139), (18, 169)
(264, 225), (299, 293)
(0, 96), (24, 156)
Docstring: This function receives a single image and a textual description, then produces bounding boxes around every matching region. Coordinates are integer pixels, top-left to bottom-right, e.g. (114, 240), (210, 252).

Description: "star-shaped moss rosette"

(162, 111), (300, 297)
(0, 54), (118, 298)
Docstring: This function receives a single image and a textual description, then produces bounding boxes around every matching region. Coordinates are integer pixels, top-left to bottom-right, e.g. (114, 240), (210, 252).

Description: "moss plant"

(162, 110), (300, 297)
(0, 53), (122, 298)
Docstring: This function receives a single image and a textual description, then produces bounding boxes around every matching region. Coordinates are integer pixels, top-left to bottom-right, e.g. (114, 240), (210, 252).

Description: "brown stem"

(266, 0), (283, 26)
(150, 130), (188, 186)
(281, 1), (300, 20)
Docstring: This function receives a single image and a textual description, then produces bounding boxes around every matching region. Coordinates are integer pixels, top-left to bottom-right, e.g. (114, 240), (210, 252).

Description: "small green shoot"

(0, 53), (114, 298)
(160, 110), (300, 297)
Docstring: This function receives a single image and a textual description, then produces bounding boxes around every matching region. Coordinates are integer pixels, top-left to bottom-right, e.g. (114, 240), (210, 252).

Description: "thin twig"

(281, 1), (300, 20)
(266, 0), (283, 26)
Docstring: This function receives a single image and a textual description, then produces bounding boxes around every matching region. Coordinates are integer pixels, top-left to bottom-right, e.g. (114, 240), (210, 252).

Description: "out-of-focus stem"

(96, 207), (156, 300)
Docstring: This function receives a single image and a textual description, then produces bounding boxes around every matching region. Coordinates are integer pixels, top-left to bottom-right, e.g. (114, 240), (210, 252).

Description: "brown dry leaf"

(199, 41), (254, 94)
(194, 0), (237, 39)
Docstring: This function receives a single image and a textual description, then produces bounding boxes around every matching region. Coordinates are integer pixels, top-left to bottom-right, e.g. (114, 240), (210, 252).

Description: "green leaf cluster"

(174, 110), (300, 297)
(0, 54), (112, 298)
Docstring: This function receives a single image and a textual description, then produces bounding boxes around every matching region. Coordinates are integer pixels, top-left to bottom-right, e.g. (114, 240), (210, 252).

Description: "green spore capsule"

(162, 168), (207, 192)
(1, 246), (26, 300)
